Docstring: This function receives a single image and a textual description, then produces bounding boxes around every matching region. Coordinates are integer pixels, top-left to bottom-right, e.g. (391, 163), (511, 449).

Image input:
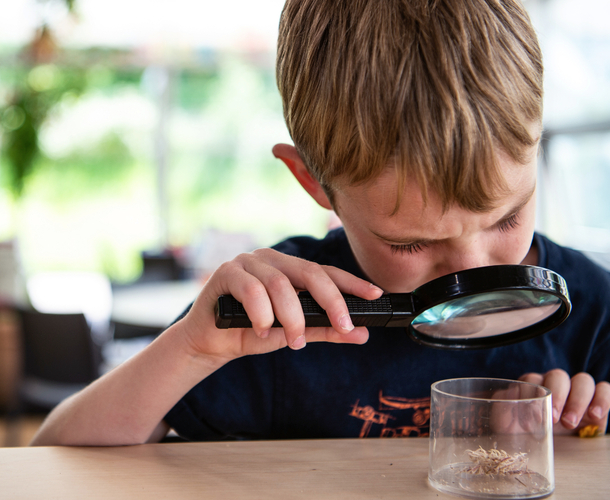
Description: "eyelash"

(497, 213), (521, 233)
(390, 242), (428, 255)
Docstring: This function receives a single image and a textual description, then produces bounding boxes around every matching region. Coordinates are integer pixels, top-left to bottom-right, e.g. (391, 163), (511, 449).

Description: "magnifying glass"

(215, 265), (571, 349)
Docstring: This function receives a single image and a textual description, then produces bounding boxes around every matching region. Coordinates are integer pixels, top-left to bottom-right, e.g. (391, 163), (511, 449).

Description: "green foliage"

(176, 69), (221, 110)
(113, 69), (143, 87)
(35, 132), (135, 203)
(0, 64), (87, 198)
(1, 97), (39, 196)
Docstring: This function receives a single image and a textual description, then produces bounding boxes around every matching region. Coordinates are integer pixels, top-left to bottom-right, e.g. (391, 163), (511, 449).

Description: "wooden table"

(0, 436), (607, 499)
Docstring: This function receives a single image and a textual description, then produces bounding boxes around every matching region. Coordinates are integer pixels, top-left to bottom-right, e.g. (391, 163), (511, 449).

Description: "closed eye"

(497, 213), (521, 233)
(388, 212), (522, 254)
(390, 242), (428, 255)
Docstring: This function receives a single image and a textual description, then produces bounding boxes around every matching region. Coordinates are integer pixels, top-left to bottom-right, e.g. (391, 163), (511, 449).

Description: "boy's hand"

(181, 248), (384, 363)
(519, 370), (610, 435)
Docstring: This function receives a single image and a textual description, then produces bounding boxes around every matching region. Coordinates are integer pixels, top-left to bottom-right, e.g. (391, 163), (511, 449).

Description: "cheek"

(513, 213), (537, 254)
(492, 226), (535, 265)
(357, 244), (430, 291)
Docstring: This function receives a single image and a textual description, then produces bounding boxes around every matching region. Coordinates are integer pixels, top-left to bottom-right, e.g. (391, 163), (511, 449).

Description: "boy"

(32, 0), (609, 446)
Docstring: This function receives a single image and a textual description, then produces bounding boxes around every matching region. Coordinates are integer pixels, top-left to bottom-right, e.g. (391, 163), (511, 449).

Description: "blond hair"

(276, 0), (543, 213)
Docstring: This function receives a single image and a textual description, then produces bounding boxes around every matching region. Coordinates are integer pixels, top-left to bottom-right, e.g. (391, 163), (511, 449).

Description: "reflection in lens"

(411, 290), (562, 339)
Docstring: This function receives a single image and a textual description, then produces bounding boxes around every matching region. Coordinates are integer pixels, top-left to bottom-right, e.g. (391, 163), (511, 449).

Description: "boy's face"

(333, 147), (539, 293)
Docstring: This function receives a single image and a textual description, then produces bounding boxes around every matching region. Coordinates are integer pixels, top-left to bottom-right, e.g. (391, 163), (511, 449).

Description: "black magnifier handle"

(215, 292), (416, 329)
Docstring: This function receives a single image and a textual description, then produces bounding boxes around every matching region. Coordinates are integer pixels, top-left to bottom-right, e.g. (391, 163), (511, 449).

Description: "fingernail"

(561, 411), (577, 428)
(369, 283), (384, 294)
(260, 329), (270, 339)
(339, 314), (354, 332)
(291, 335), (306, 350)
(552, 408), (560, 423)
(590, 406), (603, 419)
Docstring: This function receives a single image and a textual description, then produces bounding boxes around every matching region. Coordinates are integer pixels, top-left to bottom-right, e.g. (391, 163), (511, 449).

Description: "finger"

(285, 263), (383, 333)
(298, 266), (359, 335)
(515, 374), (547, 429)
(306, 325), (370, 345)
(219, 251), (311, 348)
(540, 369), (571, 424)
(257, 249), (384, 300)
(252, 249), (383, 336)
(240, 257), (308, 349)
(321, 265), (385, 299)
(250, 325), (370, 355)
(500, 382), (544, 432)
(560, 372), (596, 429)
(518, 372), (544, 385)
(225, 249), (384, 348)
(205, 261), (276, 337)
(587, 381), (610, 432)
(315, 266), (385, 331)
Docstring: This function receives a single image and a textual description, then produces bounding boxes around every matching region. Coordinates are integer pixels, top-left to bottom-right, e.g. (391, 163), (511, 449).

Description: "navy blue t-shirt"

(164, 229), (610, 440)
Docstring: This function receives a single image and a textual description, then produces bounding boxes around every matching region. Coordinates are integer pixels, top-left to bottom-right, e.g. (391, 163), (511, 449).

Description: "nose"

(434, 239), (491, 277)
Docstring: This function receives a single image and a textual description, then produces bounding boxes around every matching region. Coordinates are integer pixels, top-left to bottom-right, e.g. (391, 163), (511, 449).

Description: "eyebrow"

(371, 184), (537, 246)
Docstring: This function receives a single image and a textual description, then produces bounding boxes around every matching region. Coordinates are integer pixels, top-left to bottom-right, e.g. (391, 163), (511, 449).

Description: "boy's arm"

(31, 249), (383, 446)
(519, 370), (610, 435)
(29, 326), (199, 445)
(29, 318), (223, 446)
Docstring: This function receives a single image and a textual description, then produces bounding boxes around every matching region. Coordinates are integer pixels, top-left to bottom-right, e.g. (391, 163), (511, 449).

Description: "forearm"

(30, 251), (383, 446)
(30, 318), (228, 447)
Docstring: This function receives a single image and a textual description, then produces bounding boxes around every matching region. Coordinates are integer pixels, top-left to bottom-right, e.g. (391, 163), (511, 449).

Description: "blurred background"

(0, 0), (327, 285)
(0, 0), (609, 444)
(528, 0), (610, 270)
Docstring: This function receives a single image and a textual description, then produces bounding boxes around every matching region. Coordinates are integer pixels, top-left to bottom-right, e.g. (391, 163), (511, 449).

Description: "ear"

(272, 143), (333, 210)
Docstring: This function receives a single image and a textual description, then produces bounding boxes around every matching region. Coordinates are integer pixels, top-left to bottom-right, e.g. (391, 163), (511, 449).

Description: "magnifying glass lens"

(411, 290), (563, 339)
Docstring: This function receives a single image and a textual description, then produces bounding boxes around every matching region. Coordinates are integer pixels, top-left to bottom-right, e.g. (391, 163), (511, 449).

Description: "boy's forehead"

(336, 171), (439, 226)
(333, 121), (542, 216)
(334, 154), (537, 231)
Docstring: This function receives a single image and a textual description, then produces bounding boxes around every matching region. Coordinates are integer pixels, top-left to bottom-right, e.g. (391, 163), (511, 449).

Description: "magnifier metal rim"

(407, 265), (572, 350)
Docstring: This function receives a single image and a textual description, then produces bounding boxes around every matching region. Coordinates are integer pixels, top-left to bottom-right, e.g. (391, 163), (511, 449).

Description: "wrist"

(164, 314), (234, 376)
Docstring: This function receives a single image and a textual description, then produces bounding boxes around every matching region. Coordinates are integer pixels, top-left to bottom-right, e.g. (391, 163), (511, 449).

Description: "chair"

(105, 250), (184, 340)
(139, 250), (185, 283)
(111, 321), (162, 340)
(17, 309), (101, 410)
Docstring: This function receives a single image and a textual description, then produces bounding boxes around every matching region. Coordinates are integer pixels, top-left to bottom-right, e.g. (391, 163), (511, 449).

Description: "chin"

(375, 278), (419, 294)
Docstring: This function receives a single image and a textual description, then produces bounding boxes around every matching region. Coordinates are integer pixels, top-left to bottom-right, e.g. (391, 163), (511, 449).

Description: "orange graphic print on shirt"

(349, 391), (430, 438)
